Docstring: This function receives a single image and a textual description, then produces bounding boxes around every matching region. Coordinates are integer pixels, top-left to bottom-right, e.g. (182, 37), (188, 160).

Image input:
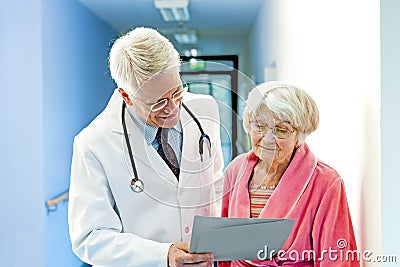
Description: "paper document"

(189, 215), (294, 261)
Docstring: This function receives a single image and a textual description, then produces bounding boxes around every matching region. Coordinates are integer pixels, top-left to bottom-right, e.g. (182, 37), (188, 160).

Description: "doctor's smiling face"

(119, 70), (184, 128)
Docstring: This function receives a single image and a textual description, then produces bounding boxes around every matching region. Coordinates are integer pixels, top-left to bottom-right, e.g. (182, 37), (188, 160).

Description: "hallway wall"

(381, 0), (400, 263)
(43, 1), (118, 266)
(0, 0), (118, 266)
(0, 1), (45, 266)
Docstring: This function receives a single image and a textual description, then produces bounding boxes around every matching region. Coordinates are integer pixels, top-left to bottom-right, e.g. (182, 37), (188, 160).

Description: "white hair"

(108, 27), (181, 96)
(243, 81), (319, 144)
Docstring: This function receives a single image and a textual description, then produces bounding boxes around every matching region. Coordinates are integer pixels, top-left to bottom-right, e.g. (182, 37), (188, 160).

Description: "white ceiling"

(77, 0), (265, 56)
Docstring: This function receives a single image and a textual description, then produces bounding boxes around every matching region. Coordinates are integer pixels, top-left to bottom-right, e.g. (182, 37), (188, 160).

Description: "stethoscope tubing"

(181, 102), (212, 160)
(121, 101), (211, 193)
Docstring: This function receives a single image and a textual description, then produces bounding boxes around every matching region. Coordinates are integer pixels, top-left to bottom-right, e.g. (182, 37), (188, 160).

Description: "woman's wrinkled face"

(249, 107), (298, 165)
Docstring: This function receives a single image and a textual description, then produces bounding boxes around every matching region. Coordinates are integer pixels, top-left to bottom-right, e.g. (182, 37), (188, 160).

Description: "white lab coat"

(68, 90), (224, 267)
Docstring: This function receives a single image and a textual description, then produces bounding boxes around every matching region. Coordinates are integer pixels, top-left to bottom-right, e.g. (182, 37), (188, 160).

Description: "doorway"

(181, 55), (238, 168)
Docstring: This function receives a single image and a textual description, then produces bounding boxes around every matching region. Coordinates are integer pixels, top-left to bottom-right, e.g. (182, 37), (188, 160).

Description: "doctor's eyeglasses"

(133, 85), (188, 113)
(249, 121), (296, 140)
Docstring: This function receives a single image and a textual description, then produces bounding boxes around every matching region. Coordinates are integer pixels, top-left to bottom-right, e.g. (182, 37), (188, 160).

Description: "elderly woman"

(220, 82), (359, 266)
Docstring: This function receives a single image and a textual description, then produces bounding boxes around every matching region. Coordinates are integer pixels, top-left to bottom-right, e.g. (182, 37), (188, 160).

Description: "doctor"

(68, 27), (224, 267)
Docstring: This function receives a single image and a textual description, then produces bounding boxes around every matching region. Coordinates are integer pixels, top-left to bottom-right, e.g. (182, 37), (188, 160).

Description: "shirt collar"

(127, 107), (182, 146)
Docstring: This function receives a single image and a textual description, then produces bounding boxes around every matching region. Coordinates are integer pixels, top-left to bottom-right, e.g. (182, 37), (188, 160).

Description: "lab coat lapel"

(129, 122), (178, 186)
(179, 102), (202, 188)
(259, 143), (317, 218)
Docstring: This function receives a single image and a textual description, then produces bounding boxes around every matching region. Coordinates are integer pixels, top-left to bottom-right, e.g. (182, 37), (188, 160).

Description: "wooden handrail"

(47, 192), (69, 206)
(45, 191), (69, 213)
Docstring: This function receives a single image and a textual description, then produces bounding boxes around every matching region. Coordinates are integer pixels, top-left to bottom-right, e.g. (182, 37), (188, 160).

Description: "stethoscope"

(121, 101), (212, 193)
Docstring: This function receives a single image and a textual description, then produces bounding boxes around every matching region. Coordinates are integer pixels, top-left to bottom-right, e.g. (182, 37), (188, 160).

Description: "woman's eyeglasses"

(249, 121), (296, 139)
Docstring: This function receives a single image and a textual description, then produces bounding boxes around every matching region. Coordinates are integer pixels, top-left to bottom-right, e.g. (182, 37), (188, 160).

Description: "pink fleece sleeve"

(312, 179), (360, 267)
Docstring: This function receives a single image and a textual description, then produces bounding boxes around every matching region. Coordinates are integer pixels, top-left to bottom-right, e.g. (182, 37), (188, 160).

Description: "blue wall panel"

(0, 1), (45, 266)
(381, 0), (400, 262)
(42, 1), (117, 266)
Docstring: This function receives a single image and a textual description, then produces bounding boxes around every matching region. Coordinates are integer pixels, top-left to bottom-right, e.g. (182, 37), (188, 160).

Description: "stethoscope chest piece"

(130, 179), (144, 193)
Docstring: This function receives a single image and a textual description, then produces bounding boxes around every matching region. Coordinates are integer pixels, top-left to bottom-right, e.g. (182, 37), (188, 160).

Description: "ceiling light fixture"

(182, 49), (201, 57)
(154, 0), (190, 22)
(173, 30), (197, 44)
(190, 48), (198, 57)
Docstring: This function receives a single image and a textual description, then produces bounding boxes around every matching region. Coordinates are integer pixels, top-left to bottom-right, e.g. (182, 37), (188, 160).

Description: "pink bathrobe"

(219, 143), (359, 267)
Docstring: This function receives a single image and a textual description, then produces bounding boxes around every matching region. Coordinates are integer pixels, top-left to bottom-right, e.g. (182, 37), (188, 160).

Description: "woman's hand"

(168, 241), (214, 267)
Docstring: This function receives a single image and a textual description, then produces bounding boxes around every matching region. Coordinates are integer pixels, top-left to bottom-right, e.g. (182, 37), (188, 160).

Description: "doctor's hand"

(168, 241), (214, 267)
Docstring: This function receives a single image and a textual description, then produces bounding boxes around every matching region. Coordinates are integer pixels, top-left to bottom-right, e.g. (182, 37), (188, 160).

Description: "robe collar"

(236, 143), (317, 218)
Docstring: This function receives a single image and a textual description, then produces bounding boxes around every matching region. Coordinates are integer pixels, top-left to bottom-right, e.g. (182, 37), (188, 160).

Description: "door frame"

(180, 55), (239, 158)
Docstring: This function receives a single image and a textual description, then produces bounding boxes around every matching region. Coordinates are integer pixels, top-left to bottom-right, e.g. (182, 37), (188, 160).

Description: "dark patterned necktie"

(156, 127), (180, 179)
